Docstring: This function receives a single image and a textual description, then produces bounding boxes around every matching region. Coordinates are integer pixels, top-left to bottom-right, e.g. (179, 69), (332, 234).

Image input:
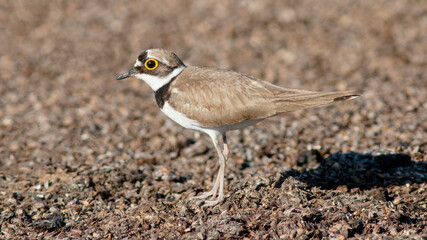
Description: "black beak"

(116, 68), (136, 80)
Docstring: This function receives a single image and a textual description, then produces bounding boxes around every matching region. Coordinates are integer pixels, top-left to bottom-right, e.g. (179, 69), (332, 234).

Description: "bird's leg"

(222, 132), (230, 161)
(202, 133), (226, 207)
(190, 132), (227, 207)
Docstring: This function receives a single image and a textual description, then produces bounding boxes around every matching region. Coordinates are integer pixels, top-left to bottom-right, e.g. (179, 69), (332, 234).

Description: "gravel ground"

(1, 0), (426, 239)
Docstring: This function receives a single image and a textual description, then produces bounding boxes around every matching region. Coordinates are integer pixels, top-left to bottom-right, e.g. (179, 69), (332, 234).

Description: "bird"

(117, 48), (359, 206)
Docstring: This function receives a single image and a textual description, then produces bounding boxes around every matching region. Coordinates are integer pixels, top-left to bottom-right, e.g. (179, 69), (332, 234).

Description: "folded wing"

(168, 66), (358, 127)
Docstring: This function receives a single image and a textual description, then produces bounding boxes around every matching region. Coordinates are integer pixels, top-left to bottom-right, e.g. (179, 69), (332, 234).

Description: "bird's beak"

(116, 68), (136, 80)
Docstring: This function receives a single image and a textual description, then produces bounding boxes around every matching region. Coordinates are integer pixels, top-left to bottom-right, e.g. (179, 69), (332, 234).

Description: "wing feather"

(168, 67), (275, 126)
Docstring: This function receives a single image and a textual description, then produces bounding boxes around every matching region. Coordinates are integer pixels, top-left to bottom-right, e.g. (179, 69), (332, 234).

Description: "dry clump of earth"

(0, 0), (426, 239)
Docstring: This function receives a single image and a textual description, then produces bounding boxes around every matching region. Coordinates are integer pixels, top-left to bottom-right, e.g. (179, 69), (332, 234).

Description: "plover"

(117, 48), (359, 206)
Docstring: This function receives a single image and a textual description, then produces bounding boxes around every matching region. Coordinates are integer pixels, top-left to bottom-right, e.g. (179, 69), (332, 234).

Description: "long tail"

(273, 90), (359, 114)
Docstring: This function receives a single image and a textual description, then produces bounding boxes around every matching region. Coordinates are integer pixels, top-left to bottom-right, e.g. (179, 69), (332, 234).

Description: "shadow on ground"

(276, 152), (427, 190)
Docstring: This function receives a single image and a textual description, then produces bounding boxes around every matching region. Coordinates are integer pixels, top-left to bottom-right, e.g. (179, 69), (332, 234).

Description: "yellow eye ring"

(144, 59), (159, 70)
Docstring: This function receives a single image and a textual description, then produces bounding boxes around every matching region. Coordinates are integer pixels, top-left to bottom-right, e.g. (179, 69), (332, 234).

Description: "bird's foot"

(189, 190), (216, 200)
(190, 189), (224, 207)
(199, 196), (224, 207)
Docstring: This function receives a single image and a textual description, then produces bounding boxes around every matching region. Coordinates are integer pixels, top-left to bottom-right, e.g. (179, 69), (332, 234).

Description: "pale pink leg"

(190, 132), (228, 207)
(222, 133), (230, 161)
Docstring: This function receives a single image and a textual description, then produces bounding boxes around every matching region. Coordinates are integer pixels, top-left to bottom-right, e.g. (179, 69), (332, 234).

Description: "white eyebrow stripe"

(146, 50), (169, 66)
(161, 57), (169, 65)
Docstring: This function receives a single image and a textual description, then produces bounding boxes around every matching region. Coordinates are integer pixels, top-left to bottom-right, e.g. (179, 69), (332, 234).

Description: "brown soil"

(0, 0), (426, 239)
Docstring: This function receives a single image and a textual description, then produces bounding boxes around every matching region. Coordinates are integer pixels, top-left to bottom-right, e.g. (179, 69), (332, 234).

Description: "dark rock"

(33, 213), (66, 231)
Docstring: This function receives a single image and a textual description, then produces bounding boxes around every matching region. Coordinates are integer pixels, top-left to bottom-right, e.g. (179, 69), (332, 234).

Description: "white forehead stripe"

(134, 59), (142, 67)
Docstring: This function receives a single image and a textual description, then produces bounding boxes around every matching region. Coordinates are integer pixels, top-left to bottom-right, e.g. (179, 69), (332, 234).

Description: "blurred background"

(0, 0), (426, 238)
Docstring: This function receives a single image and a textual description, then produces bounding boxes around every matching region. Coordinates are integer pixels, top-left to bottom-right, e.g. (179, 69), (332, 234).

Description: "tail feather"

(273, 90), (359, 114)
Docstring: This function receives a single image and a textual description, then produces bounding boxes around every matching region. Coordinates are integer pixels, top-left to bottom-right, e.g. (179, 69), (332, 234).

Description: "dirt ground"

(0, 0), (426, 239)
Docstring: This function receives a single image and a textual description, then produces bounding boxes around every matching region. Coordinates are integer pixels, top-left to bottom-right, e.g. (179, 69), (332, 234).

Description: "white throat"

(135, 66), (186, 91)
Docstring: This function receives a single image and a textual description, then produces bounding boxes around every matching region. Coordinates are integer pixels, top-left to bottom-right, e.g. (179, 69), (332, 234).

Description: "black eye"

(146, 60), (156, 68)
(144, 59), (159, 70)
